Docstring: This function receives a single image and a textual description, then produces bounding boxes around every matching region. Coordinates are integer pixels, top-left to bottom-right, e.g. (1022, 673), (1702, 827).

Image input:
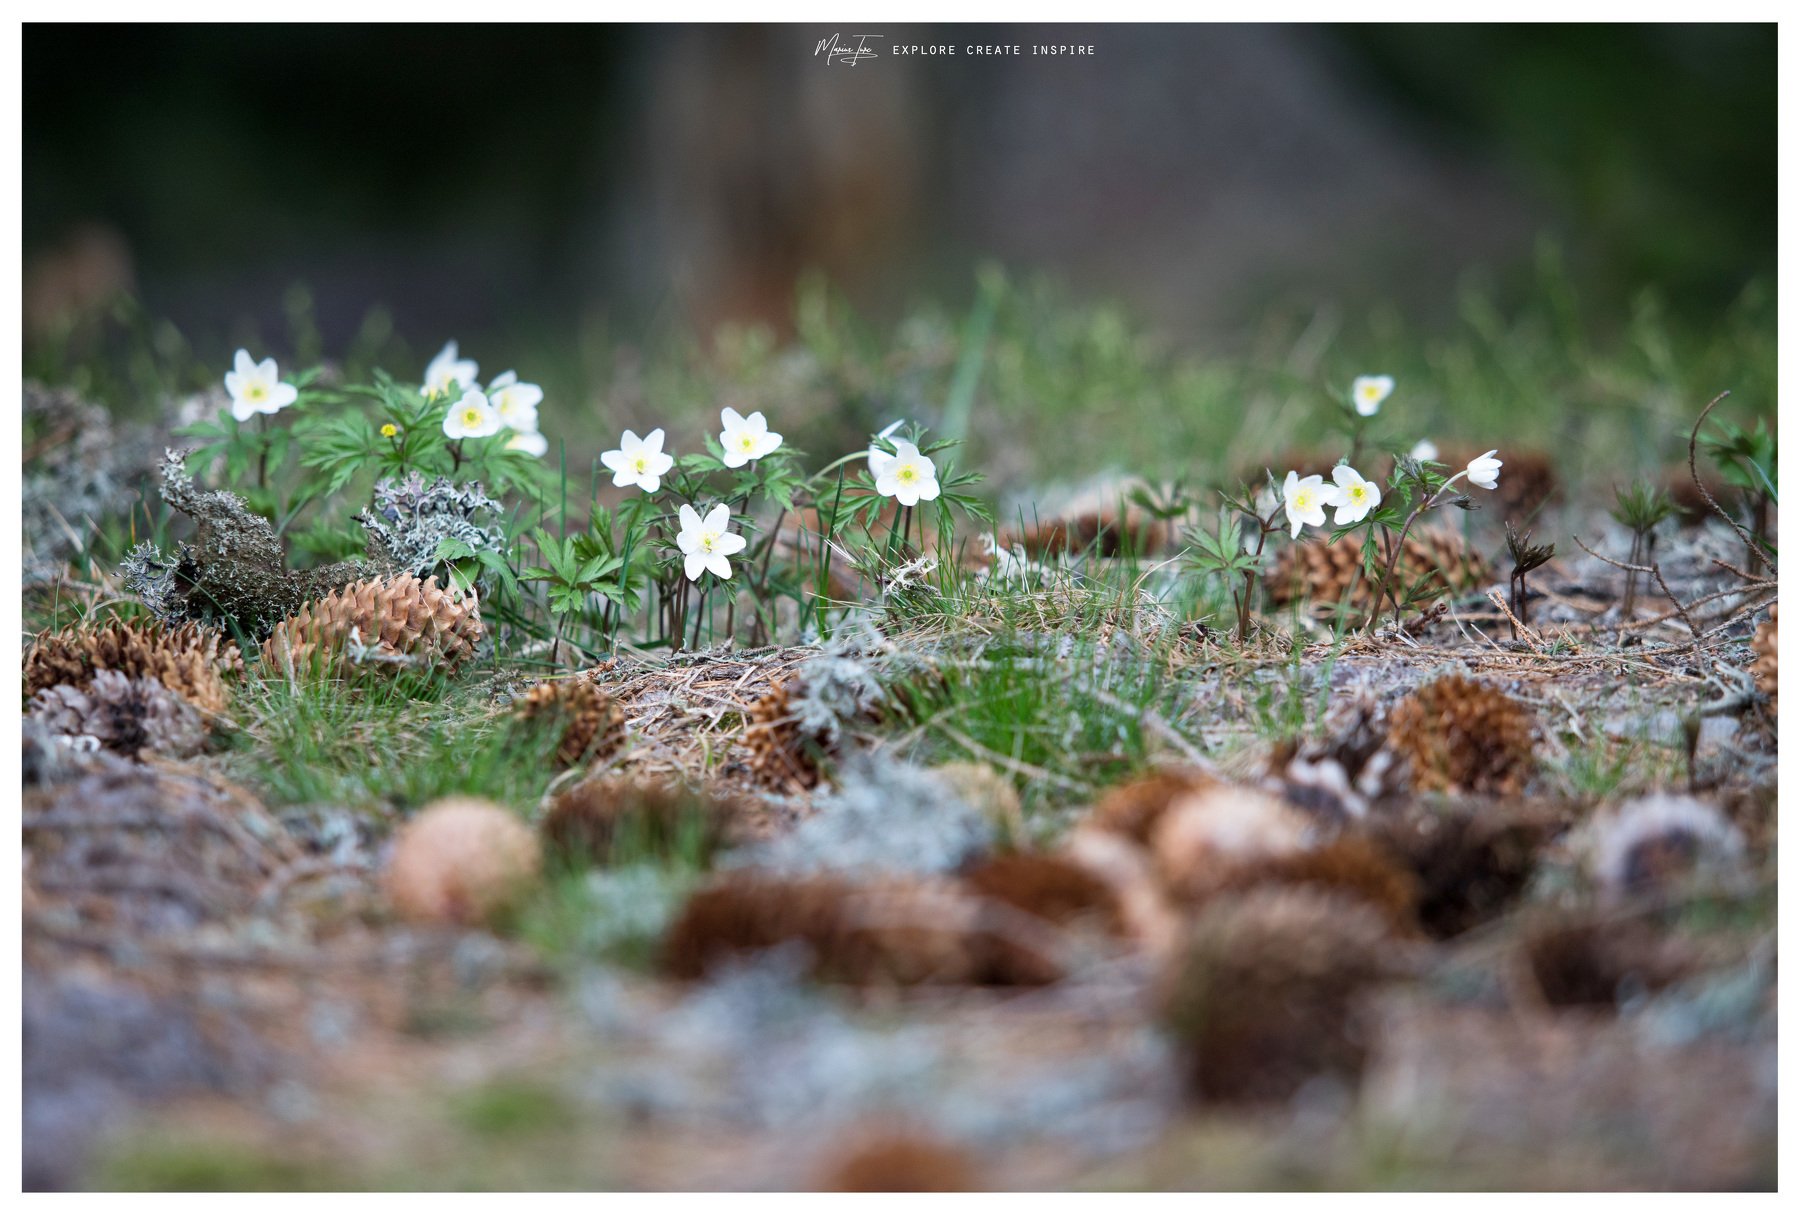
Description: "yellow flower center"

(1294, 490), (1315, 509)
(633, 456), (648, 473)
(247, 384), (267, 401)
(897, 463), (918, 483)
(699, 530), (720, 552)
(1349, 485), (1368, 503)
(380, 423), (398, 438)
(462, 408), (482, 427)
(739, 435), (757, 451)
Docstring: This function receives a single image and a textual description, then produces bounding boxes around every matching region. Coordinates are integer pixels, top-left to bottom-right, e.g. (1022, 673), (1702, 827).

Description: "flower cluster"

(1282, 449), (1502, 538)
(426, 342), (549, 457)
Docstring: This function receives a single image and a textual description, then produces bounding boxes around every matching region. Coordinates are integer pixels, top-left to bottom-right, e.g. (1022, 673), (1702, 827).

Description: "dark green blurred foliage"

(1336, 24), (1774, 306)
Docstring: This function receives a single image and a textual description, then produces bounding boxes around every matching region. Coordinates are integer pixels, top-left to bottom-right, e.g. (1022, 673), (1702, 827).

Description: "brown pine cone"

(1208, 836), (1419, 935)
(741, 677), (822, 792)
(1387, 674), (1537, 796)
(1751, 604), (1777, 715)
(1268, 528), (1487, 614)
(1081, 767), (1220, 844)
(816, 1130), (982, 1192)
(511, 676), (626, 767)
(661, 871), (1066, 987)
(960, 852), (1126, 935)
(23, 618), (241, 715)
(261, 574), (483, 677)
(1158, 887), (1404, 1104)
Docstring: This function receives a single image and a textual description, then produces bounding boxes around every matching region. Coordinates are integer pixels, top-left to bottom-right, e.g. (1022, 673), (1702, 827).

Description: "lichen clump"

(356, 472), (506, 580)
(122, 450), (367, 639)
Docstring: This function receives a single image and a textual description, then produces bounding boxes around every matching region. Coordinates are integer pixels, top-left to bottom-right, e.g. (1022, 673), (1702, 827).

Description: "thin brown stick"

(1687, 390), (1774, 574)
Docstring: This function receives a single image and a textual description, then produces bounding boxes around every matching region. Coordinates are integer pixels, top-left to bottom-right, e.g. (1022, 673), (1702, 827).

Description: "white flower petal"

(684, 553), (707, 581)
(707, 552), (733, 580)
(506, 431), (549, 457)
(703, 504), (730, 532)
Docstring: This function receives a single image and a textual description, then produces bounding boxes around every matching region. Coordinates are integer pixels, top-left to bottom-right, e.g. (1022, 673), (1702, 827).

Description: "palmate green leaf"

(679, 451), (727, 475)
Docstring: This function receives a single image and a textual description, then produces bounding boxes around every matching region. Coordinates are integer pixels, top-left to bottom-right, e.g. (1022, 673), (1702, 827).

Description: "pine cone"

(511, 676), (626, 767)
(1518, 913), (1698, 1010)
(960, 852), (1126, 935)
(1150, 784), (1311, 905)
(28, 669), (208, 759)
(1268, 528), (1487, 613)
(1751, 604), (1777, 715)
(661, 871), (1066, 987)
(23, 618), (241, 715)
(261, 574), (483, 677)
(1159, 887), (1404, 1104)
(1082, 767), (1220, 844)
(1209, 836), (1419, 935)
(741, 677), (823, 792)
(816, 1130), (982, 1192)
(1365, 800), (1560, 938)
(1387, 674), (1536, 796)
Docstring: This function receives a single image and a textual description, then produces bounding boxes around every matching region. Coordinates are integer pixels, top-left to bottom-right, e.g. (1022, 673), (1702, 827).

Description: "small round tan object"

(384, 797), (541, 926)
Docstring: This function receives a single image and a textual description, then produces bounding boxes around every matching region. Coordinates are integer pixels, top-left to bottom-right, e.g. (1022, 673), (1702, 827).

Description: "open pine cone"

(1387, 674), (1537, 796)
(23, 618), (241, 715)
(741, 677), (823, 792)
(261, 574), (483, 677)
(1751, 604), (1777, 715)
(29, 669), (208, 759)
(1158, 887), (1404, 1104)
(662, 871), (1066, 987)
(511, 676), (626, 767)
(1268, 527), (1487, 615)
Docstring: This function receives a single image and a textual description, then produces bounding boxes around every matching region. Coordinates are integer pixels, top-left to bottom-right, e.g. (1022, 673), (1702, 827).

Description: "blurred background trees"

(24, 23), (1774, 357)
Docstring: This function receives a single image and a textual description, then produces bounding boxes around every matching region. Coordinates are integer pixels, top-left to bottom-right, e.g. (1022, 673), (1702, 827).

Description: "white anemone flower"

(600, 428), (675, 493)
(718, 406), (783, 468)
(1466, 449), (1503, 491)
(487, 370), (543, 434)
(871, 438), (941, 507)
(1328, 464), (1382, 525)
(1282, 470), (1328, 537)
(422, 341), (479, 399)
(505, 431), (549, 458)
(1410, 438), (1439, 462)
(676, 503), (747, 582)
(442, 390), (502, 439)
(224, 350), (298, 422)
(1351, 375), (1394, 417)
